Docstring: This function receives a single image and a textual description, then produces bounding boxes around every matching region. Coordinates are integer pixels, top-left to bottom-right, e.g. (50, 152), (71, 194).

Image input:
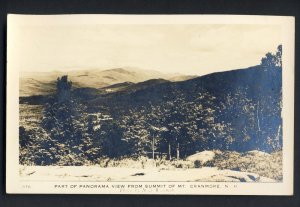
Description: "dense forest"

(19, 45), (282, 166)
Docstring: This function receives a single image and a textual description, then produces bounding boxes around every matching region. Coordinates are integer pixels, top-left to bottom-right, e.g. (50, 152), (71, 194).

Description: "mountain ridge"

(20, 67), (197, 96)
(19, 65), (282, 154)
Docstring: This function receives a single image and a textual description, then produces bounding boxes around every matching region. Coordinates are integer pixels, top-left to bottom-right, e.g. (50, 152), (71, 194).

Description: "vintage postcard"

(6, 14), (294, 195)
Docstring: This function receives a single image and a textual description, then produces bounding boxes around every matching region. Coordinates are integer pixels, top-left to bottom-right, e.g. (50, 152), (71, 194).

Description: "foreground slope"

(19, 165), (275, 182)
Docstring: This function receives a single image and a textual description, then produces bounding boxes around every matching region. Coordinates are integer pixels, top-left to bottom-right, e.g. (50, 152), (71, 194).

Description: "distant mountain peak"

(20, 67), (197, 96)
(102, 68), (136, 75)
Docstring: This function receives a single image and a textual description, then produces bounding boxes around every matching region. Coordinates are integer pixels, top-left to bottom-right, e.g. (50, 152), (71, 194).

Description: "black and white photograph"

(6, 14), (295, 194)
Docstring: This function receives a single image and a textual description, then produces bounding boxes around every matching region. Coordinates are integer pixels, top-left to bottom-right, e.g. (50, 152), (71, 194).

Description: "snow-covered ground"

(19, 165), (276, 182)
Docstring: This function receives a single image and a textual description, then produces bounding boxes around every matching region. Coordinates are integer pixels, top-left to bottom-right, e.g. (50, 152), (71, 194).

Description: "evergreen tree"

(40, 75), (97, 165)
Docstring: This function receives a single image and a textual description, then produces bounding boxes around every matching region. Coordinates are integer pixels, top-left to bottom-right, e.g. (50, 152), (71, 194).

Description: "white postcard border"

(6, 14), (295, 195)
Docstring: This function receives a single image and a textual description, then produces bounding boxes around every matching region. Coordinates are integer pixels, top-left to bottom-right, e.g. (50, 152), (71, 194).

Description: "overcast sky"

(15, 23), (281, 75)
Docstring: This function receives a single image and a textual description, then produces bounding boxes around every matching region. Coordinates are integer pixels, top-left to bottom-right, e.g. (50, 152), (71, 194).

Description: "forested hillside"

(19, 45), (282, 167)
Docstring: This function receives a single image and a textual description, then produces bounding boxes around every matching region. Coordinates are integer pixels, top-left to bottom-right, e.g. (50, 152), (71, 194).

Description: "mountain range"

(20, 67), (197, 96)
(20, 64), (282, 154)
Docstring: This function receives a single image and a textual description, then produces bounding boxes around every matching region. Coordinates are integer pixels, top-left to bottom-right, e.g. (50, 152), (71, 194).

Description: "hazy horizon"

(13, 22), (281, 76)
